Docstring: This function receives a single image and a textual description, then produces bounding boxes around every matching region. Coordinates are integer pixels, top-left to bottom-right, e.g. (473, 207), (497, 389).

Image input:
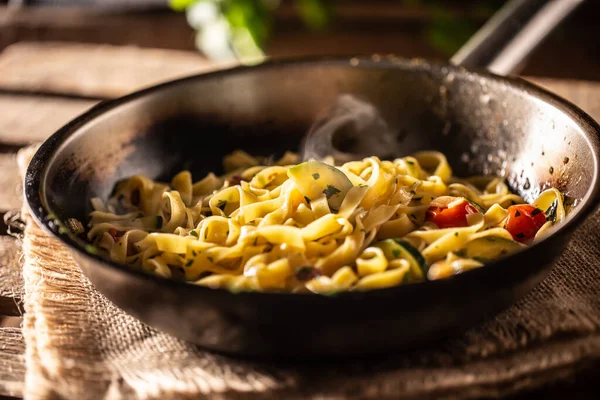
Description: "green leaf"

(169, 0), (199, 12)
(296, 0), (332, 31)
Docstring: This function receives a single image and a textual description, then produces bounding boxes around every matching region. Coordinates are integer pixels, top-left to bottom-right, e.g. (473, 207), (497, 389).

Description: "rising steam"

(301, 94), (399, 163)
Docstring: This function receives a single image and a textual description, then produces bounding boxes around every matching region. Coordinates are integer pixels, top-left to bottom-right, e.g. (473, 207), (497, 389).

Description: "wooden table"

(0, 41), (599, 400)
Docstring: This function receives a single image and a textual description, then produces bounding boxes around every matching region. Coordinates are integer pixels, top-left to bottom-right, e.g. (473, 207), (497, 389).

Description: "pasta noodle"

(87, 150), (566, 293)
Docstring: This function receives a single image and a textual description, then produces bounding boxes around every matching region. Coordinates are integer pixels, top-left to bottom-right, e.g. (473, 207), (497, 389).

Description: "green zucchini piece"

(460, 236), (524, 263)
(375, 238), (428, 280)
(287, 160), (353, 210)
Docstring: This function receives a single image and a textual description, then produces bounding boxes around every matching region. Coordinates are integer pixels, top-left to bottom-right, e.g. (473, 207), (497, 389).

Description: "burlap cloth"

(18, 147), (600, 400)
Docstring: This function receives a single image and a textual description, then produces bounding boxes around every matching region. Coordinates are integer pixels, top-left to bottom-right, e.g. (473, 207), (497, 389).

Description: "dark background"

(0, 0), (599, 80)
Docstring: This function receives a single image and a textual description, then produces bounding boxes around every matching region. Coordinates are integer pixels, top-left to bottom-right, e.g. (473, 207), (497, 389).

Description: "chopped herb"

(406, 160), (415, 165)
(192, 250), (197, 256)
(413, 197), (423, 201)
(190, 230), (199, 238)
(185, 259), (194, 267)
(304, 196), (311, 204)
(410, 190), (416, 195)
(295, 266), (322, 281)
(312, 173), (320, 180)
(454, 232), (458, 237)
(392, 249), (401, 258)
(216, 199), (227, 211)
(358, 184), (368, 188)
(515, 232), (526, 239)
(322, 185), (341, 199)
(118, 242), (122, 246)
(395, 177), (399, 184)
(549, 166), (554, 174)
(531, 208), (543, 217)
(207, 256), (214, 263)
(84, 244), (99, 255)
(515, 210), (521, 217)
(253, 237), (258, 246)
(155, 216), (163, 229)
(545, 199), (559, 223)
(410, 213), (417, 220)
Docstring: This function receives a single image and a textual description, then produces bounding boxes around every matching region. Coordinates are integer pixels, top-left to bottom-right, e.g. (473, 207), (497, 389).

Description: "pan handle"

(450, 0), (584, 76)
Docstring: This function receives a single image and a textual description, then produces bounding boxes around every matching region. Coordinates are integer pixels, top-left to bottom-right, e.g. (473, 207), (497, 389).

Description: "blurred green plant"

(171, 0), (501, 63)
(171, 0), (332, 63)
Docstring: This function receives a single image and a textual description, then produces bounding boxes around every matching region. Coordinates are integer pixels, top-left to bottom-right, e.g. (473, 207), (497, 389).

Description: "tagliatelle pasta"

(87, 150), (566, 294)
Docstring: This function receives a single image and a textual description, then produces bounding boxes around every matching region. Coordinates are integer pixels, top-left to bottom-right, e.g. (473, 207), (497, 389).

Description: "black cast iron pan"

(25, 0), (599, 357)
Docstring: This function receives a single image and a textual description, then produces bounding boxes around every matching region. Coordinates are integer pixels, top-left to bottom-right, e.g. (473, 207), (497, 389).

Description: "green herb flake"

(454, 232), (458, 237)
(392, 249), (401, 258)
(549, 166), (554, 174)
(216, 199), (227, 211)
(190, 230), (199, 238)
(312, 173), (320, 180)
(207, 256), (214, 263)
(322, 185), (341, 199)
(185, 259), (194, 267)
(192, 250), (197, 256)
(85, 244), (99, 255)
(531, 208), (543, 217)
(304, 196), (311, 204)
(413, 196), (423, 201)
(155, 216), (163, 229)
(545, 199), (559, 223)
(406, 160), (415, 165)
(410, 213), (417, 220)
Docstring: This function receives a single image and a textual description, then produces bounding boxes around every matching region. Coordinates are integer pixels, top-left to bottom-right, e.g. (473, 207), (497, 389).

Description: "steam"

(301, 94), (399, 163)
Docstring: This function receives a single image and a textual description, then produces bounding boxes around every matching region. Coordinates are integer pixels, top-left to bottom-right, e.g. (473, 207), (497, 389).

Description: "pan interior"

(42, 59), (597, 227)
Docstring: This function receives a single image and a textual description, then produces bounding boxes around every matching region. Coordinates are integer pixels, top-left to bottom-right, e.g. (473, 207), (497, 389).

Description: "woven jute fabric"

(18, 148), (600, 400)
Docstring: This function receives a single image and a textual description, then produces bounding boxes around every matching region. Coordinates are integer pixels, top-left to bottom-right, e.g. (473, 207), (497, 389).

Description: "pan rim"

(24, 54), (600, 300)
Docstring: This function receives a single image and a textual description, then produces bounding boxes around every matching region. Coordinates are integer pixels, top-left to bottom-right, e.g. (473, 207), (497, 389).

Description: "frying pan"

(25, 0), (599, 357)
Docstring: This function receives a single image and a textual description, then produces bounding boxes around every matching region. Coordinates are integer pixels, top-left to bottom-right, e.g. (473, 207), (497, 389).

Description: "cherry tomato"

(426, 199), (480, 228)
(505, 204), (546, 242)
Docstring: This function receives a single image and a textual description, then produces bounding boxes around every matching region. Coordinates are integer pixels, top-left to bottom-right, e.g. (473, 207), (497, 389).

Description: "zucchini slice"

(375, 238), (428, 281)
(287, 160), (353, 211)
(459, 236), (524, 263)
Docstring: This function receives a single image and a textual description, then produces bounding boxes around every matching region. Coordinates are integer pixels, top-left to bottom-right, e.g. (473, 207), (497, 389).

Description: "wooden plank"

(528, 78), (600, 123)
(0, 42), (227, 98)
(0, 95), (96, 146)
(0, 154), (21, 212)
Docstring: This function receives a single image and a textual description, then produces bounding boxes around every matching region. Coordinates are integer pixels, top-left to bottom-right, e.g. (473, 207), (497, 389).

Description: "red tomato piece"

(426, 199), (480, 228)
(505, 204), (546, 242)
